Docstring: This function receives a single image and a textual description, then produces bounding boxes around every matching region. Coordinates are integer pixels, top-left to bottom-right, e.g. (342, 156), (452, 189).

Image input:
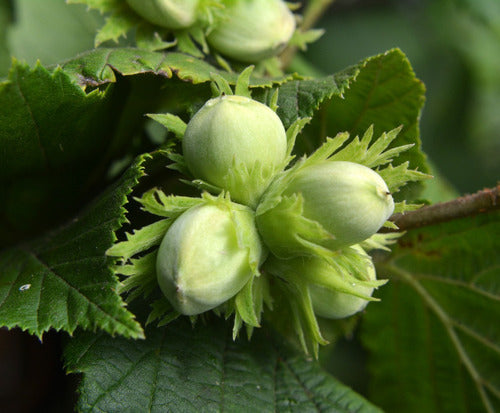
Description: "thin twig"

(386, 184), (500, 232)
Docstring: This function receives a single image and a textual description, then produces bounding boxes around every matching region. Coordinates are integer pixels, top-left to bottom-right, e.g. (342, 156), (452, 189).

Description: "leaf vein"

(24, 248), (134, 333)
(147, 328), (167, 412)
(278, 356), (322, 411)
(0, 255), (26, 309)
(452, 321), (500, 356)
(89, 350), (152, 410)
(35, 216), (120, 254)
(390, 264), (497, 413)
(412, 273), (500, 301)
(99, 50), (114, 80)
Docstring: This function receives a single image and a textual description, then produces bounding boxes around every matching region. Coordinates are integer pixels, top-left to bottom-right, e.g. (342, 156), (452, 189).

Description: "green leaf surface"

(64, 317), (382, 412)
(58, 48), (292, 90)
(276, 64), (359, 130)
(0, 154), (150, 339)
(362, 211), (500, 413)
(0, 60), (127, 246)
(276, 49), (428, 200)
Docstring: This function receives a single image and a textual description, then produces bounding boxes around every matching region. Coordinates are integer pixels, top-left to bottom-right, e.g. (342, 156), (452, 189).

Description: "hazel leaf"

(64, 317), (382, 412)
(363, 211), (500, 413)
(276, 48), (428, 201)
(0, 152), (151, 339)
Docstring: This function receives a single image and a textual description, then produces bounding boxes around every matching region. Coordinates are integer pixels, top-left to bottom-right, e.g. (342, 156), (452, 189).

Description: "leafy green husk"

(256, 126), (430, 261)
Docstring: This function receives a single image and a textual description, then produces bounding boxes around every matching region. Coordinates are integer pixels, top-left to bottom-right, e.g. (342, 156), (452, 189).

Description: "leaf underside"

(363, 211), (500, 413)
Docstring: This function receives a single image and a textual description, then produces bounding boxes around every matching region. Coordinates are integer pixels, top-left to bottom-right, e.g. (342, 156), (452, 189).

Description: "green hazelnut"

(183, 95), (287, 207)
(126, 0), (199, 29)
(207, 0), (296, 62)
(156, 201), (263, 315)
(308, 247), (377, 319)
(283, 161), (394, 250)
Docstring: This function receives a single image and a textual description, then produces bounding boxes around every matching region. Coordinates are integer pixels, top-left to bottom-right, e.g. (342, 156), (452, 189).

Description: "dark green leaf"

(0, 154), (150, 339)
(276, 65), (359, 130)
(64, 317), (381, 412)
(362, 211), (500, 413)
(0, 60), (125, 246)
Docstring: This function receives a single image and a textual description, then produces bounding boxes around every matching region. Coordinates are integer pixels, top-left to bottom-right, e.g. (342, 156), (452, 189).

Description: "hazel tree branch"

(386, 184), (500, 232)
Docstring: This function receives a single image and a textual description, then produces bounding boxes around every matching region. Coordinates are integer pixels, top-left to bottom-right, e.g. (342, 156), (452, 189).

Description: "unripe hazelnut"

(285, 161), (394, 250)
(308, 247), (377, 319)
(256, 161), (394, 259)
(207, 0), (296, 62)
(183, 95), (287, 207)
(126, 0), (199, 29)
(156, 202), (263, 315)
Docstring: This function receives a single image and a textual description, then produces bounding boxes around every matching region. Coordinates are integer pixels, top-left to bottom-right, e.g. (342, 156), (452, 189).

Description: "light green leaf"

(363, 211), (500, 413)
(96, 13), (137, 46)
(289, 28), (325, 51)
(64, 317), (382, 412)
(68, 0), (140, 46)
(106, 219), (171, 262)
(147, 113), (187, 139)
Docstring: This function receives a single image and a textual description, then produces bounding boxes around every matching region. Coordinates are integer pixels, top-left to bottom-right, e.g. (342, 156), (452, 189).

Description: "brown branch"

(385, 184), (500, 232)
